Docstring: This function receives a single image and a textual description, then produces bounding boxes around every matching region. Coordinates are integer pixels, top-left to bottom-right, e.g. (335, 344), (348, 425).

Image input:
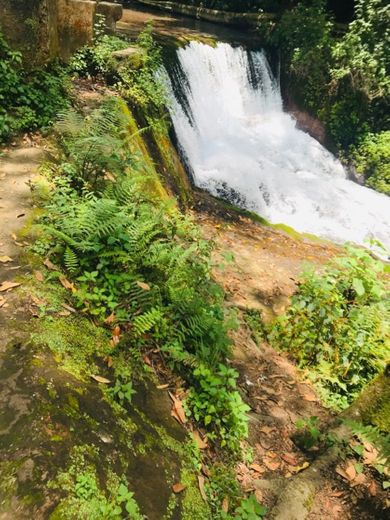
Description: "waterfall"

(163, 41), (390, 252)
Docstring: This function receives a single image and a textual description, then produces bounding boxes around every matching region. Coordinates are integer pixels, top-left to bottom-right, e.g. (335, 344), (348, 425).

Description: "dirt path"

(0, 145), (43, 350)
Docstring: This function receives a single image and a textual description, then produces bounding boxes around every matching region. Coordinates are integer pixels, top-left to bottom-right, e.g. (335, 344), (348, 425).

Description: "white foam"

(164, 41), (390, 251)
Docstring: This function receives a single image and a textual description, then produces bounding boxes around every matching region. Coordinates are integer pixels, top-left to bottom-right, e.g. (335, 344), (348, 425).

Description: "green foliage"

(270, 0), (389, 154)
(206, 464), (241, 517)
(38, 98), (249, 452)
(234, 495), (267, 519)
(53, 98), (134, 193)
(205, 465), (267, 520)
(352, 131), (390, 195)
(115, 23), (167, 120)
(272, 0), (333, 112)
(187, 364), (250, 451)
(108, 380), (137, 406)
(70, 22), (166, 122)
(331, 0), (390, 102)
(70, 15), (128, 78)
(346, 420), (390, 475)
(268, 246), (389, 409)
(244, 309), (267, 345)
(295, 416), (321, 449)
(50, 447), (144, 519)
(0, 30), (69, 142)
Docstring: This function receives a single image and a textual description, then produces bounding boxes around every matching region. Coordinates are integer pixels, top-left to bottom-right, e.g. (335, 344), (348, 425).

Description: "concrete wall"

(133, 0), (275, 29)
(0, 0), (123, 64)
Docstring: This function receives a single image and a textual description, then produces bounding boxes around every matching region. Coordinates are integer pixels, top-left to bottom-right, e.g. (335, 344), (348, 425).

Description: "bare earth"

(0, 144), (43, 352)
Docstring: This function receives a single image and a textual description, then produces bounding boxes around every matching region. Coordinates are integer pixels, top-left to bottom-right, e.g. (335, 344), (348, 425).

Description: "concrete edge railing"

(132, 0), (275, 29)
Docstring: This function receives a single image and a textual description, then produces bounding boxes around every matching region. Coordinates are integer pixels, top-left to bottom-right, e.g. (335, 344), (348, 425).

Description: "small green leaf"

(352, 278), (365, 296)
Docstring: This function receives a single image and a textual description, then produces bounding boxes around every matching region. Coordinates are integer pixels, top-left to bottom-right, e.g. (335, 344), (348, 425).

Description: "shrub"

(0, 30), (69, 142)
(187, 364), (250, 451)
(352, 131), (390, 195)
(69, 15), (128, 79)
(268, 246), (389, 409)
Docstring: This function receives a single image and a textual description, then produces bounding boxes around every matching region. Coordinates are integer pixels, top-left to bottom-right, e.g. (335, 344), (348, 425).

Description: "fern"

(132, 307), (165, 337)
(64, 247), (79, 273)
(346, 419), (390, 467)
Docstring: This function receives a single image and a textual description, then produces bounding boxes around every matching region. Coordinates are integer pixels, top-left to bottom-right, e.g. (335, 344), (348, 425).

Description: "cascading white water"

(164, 41), (390, 251)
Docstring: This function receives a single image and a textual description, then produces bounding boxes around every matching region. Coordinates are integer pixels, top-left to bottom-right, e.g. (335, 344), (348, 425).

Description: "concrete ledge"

(133, 0), (275, 29)
(97, 1), (123, 33)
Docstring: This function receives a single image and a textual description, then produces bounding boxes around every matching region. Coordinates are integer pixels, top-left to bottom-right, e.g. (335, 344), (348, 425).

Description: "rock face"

(0, 0), (123, 65)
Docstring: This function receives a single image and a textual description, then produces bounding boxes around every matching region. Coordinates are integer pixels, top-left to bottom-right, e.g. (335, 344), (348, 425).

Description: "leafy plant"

(0, 30), (69, 142)
(69, 14), (128, 78)
(108, 380), (137, 405)
(351, 131), (390, 195)
(234, 495), (267, 519)
(268, 246), (389, 409)
(346, 420), (390, 472)
(295, 416), (321, 450)
(53, 98), (135, 193)
(244, 309), (267, 345)
(187, 364), (250, 451)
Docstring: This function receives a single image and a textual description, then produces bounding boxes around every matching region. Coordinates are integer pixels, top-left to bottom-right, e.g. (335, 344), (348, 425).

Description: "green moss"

(213, 197), (329, 244)
(30, 315), (111, 380)
(181, 468), (211, 520)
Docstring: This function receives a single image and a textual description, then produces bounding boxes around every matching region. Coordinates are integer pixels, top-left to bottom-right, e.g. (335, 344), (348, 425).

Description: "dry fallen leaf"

(143, 354), (152, 366)
(222, 497), (229, 513)
(62, 303), (76, 313)
(59, 276), (74, 291)
(198, 475), (207, 502)
(193, 430), (208, 450)
(264, 458), (280, 471)
(0, 281), (21, 292)
(344, 461), (357, 481)
(297, 383), (317, 402)
(335, 465), (349, 481)
(44, 258), (58, 271)
(250, 463), (264, 474)
(104, 312), (116, 325)
(169, 392), (187, 425)
(136, 281), (151, 291)
(351, 473), (366, 487)
(290, 461), (310, 474)
(172, 483), (186, 494)
(31, 295), (46, 307)
(368, 480), (377, 496)
(281, 453), (298, 466)
(363, 447), (378, 465)
(34, 270), (44, 282)
(112, 325), (121, 337)
(58, 310), (71, 317)
(259, 426), (274, 435)
(157, 384), (169, 390)
(91, 375), (111, 384)
(201, 464), (210, 478)
(0, 256), (13, 263)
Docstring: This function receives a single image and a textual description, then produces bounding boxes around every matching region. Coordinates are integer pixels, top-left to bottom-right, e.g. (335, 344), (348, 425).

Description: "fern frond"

(132, 307), (165, 337)
(64, 247), (79, 273)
